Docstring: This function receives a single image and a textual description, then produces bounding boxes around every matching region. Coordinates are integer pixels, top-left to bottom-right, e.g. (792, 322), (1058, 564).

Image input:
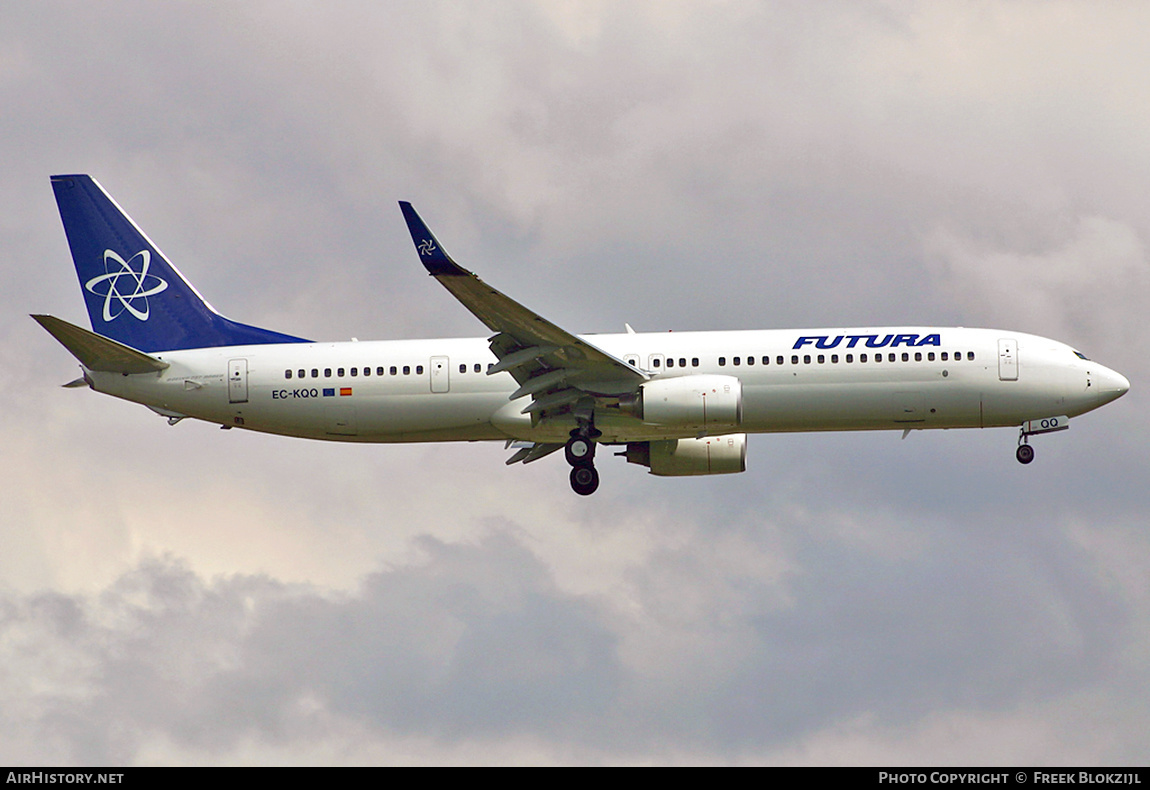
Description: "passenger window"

(817, 355), (824, 364)
(363, 367), (370, 377)
(928, 352), (935, 361)
(846, 354), (853, 363)
(416, 365), (424, 374)
(831, 354), (839, 363)
(459, 364), (466, 373)
(285, 370), (292, 379)
(351, 368), (358, 377)
(298, 369), (305, 379)
(338, 368), (345, 377)
(653, 358), (661, 367)
(666, 358), (674, 368)
(941, 352), (948, 361)
(901, 353), (909, 362)
(967, 352), (975, 361)
(389, 366), (397, 375)
(324, 368), (332, 377)
(804, 355), (811, 364)
(888, 353), (896, 362)
(475, 364), (482, 373)
(719, 357), (726, 366)
(777, 356), (784, 365)
(791, 355), (799, 365)
(692, 358), (699, 367)
(733, 357), (741, 366)
(311, 369), (319, 378)
(679, 358), (687, 367)
(403, 366), (410, 375)
(762, 356), (770, 365)
(746, 356), (754, 366)
(914, 352), (922, 362)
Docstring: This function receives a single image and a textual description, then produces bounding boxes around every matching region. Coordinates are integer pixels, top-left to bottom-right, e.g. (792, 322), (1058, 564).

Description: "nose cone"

(1095, 365), (1130, 405)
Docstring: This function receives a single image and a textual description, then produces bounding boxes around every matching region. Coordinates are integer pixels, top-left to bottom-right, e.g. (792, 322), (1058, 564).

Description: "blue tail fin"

(51, 175), (308, 352)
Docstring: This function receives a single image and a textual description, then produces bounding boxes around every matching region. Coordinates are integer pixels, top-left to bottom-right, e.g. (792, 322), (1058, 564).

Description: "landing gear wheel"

(570, 465), (600, 496)
(565, 435), (595, 467)
(1016, 444), (1035, 465)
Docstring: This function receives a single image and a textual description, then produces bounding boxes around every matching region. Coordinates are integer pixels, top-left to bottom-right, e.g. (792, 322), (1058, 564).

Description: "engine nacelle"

(638, 374), (742, 430)
(625, 434), (748, 476)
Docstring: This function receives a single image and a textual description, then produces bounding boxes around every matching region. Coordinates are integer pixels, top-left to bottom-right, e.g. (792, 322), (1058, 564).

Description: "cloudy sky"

(2, 0), (1148, 765)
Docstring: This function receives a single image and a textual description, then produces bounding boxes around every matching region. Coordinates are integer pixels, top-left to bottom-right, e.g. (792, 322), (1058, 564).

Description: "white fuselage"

(84, 326), (1128, 445)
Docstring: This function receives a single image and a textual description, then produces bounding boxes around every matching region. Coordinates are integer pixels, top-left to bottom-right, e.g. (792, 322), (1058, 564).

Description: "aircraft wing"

(399, 203), (647, 417)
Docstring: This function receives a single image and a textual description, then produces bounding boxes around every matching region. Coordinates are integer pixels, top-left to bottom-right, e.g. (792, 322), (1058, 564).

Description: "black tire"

(1016, 444), (1035, 465)
(570, 465), (600, 496)
(565, 435), (595, 467)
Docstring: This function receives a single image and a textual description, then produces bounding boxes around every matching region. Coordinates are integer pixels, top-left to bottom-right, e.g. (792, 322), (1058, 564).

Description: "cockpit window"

(1073, 351), (1090, 360)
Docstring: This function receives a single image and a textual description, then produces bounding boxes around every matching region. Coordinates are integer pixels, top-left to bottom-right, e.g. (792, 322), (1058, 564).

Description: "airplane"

(34, 174), (1130, 496)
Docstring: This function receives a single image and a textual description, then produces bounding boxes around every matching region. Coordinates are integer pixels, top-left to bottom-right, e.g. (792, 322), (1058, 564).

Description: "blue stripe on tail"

(52, 175), (308, 352)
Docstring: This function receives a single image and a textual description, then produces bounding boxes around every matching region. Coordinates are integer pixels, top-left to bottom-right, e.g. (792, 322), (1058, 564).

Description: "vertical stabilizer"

(51, 175), (307, 351)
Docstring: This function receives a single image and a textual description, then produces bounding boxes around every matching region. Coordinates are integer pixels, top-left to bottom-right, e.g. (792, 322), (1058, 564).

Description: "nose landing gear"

(1016, 415), (1069, 464)
(1016, 441), (1035, 465)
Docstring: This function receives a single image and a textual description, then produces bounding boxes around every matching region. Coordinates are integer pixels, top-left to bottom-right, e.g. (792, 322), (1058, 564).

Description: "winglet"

(398, 202), (468, 276)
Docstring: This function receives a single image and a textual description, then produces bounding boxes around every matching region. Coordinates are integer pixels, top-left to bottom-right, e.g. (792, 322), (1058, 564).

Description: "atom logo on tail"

(84, 250), (169, 322)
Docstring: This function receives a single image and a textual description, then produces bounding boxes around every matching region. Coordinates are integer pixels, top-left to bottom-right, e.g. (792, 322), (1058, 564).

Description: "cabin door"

(998, 338), (1018, 381)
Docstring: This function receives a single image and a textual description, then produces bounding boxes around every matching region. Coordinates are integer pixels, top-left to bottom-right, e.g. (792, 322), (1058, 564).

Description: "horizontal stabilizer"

(31, 314), (169, 374)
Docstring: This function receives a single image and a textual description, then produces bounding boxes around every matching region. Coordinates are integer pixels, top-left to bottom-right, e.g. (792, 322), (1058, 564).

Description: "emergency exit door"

(430, 356), (450, 393)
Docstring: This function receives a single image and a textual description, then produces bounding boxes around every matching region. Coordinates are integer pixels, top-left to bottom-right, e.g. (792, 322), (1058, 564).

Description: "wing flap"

(505, 442), (564, 465)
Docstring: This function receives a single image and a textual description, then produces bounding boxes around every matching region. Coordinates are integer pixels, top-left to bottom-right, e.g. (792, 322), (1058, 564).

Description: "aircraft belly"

(110, 373), (510, 441)
(740, 381), (983, 432)
(352, 392), (506, 437)
(245, 392), (505, 440)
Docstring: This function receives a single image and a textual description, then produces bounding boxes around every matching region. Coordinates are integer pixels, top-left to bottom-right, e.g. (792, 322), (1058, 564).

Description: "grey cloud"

(0, 516), (1138, 764)
(1, 537), (621, 762)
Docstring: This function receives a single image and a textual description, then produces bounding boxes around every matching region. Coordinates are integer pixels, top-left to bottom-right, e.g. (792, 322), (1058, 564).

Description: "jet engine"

(636, 374), (742, 430)
(624, 433), (747, 476)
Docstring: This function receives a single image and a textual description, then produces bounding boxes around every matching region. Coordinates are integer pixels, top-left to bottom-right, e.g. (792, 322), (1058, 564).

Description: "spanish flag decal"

(340, 387), (353, 397)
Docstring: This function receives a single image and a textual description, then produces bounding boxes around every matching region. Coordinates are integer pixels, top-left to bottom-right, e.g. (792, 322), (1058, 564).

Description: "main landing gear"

(566, 424), (601, 496)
